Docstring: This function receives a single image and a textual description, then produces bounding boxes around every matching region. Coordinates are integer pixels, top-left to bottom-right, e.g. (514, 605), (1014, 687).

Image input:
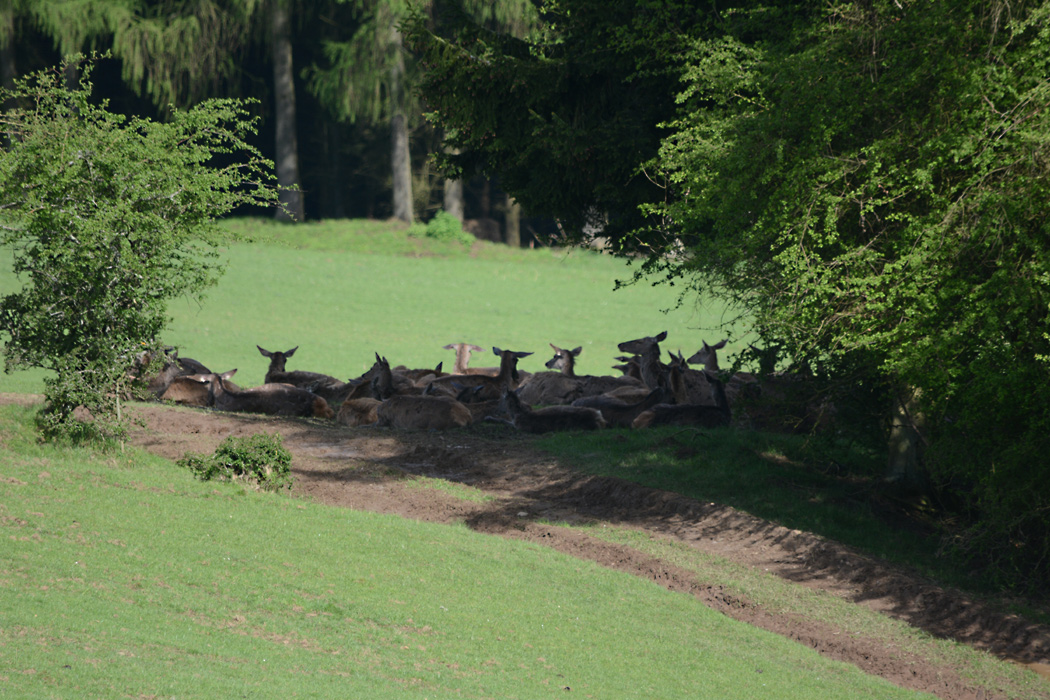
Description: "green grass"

(1, 217), (748, 394)
(0, 403), (934, 700)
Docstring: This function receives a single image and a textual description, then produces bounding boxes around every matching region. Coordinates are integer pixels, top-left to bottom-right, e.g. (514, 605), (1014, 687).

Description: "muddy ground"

(7, 394), (1050, 699)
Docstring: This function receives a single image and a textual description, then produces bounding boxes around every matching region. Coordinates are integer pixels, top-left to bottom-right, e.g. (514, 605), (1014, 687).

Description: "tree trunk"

(885, 385), (928, 492)
(444, 178), (464, 221)
(272, 0), (304, 222)
(1, 32), (17, 148)
(505, 193), (521, 248)
(389, 25), (413, 223)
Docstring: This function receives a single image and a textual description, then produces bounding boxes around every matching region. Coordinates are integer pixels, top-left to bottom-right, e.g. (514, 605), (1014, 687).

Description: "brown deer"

(130, 347), (211, 399)
(519, 344), (644, 405)
(158, 375), (215, 407)
(442, 343), (496, 375)
(495, 388), (605, 434)
(631, 370), (731, 429)
(190, 369), (334, 419)
(336, 398), (381, 427)
(257, 345), (353, 406)
(428, 347), (532, 401)
(375, 394), (473, 430)
(617, 331), (669, 391)
(571, 384), (672, 428)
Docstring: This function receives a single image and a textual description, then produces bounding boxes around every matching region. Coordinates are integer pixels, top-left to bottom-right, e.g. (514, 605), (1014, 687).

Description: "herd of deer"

(134, 331), (830, 434)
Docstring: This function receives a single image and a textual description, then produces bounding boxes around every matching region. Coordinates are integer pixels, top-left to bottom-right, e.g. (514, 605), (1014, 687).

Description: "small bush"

(415, 210), (474, 245)
(179, 433), (293, 491)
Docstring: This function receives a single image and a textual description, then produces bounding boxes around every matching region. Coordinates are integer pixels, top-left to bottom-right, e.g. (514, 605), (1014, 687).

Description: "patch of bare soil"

(13, 394), (1049, 700)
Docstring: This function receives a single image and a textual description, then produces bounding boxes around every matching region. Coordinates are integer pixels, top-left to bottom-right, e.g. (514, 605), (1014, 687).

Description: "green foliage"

(0, 57), (279, 442)
(415, 209), (473, 244)
(653, 0), (1050, 590)
(179, 433), (293, 491)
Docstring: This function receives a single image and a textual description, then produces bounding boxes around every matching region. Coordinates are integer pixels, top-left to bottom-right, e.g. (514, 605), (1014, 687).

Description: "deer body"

(429, 347), (532, 401)
(519, 344), (642, 405)
(376, 395), (473, 430)
(572, 385), (671, 428)
(194, 369), (334, 419)
(632, 370), (730, 429)
(257, 345), (353, 405)
(617, 331), (668, 391)
(497, 389), (605, 433)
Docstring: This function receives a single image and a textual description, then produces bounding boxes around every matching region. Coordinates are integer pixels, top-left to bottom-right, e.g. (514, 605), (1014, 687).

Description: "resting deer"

(257, 345), (353, 405)
(428, 347), (532, 401)
(375, 394), (473, 430)
(519, 344), (644, 405)
(617, 331), (669, 391)
(571, 385), (672, 428)
(189, 369), (334, 419)
(443, 342), (497, 375)
(159, 375), (216, 407)
(130, 347), (211, 399)
(336, 398), (381, 427)
(494, 388), (605, 434)
(631, 369), (730, 429)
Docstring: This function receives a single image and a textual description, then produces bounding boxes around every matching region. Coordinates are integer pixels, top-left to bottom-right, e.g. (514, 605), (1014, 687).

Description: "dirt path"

(12, 395), (1049, 699)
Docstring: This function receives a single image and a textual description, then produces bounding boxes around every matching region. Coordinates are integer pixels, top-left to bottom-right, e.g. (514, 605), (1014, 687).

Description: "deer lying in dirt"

(189, 369), (334, 419)
(518, 344), (645, 405)
(336, 398), (381, 427)
(571, 385), (672, 428)
(130, 347), (211, 399)
(494, 388), (605, 433)
(428, 347), (532, 401)
(257, 345), (354, 406)
(158, 375), (217, 407)
(631, 369), (730, 429)
(375, 394), (473, 430)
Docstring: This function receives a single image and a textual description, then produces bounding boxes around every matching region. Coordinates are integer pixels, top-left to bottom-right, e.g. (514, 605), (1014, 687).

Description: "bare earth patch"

(8, 394), (1049, 699)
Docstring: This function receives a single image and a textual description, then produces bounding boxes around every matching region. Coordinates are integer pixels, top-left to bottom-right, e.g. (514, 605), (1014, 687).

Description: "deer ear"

(713, 339), (728, 350)
(492, 347), (502, 356)
(442, 344), (455, 350)
(286, 346), (298, 356)
(222, 369), (238, 379)
(656, 331), (668, 342)
(571, 347), (582, 356)
(257, 346), (272, 357)
(515, 351), (533, 358)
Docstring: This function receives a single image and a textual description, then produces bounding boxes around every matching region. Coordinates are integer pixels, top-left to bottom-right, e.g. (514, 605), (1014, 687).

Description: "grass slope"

(0, 403), (929, 700)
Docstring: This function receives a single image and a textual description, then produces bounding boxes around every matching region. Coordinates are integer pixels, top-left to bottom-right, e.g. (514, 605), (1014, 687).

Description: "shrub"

(419, 210), (474, 245)
(0, 56), (279, 442)
(179, 433), (293, 491)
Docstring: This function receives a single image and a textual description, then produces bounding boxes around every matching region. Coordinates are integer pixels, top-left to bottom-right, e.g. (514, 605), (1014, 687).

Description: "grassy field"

(0, 402), (939, 700)
(1, 217), (748, 394)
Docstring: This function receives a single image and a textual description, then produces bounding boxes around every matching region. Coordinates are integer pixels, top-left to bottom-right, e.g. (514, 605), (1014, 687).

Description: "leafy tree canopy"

(0, 57), (279, 442)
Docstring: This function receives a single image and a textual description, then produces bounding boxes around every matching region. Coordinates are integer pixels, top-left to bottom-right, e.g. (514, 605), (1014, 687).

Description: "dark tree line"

(0, 0), (542, 239)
